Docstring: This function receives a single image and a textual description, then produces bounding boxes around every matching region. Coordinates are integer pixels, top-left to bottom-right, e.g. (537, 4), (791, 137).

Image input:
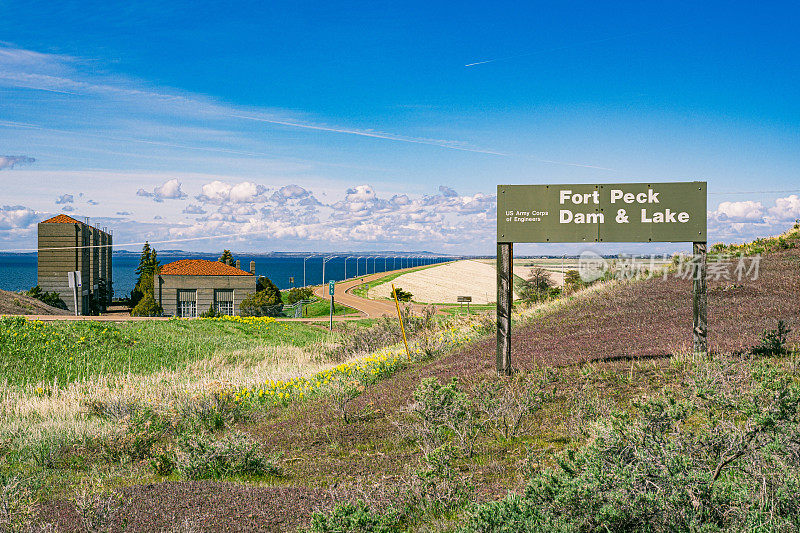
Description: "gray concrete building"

(37, 214), (113, 315)
(157, 259), (256, 317)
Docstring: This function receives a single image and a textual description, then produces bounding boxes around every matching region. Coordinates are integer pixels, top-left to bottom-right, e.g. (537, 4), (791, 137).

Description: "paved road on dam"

(312, 267), (438, 318)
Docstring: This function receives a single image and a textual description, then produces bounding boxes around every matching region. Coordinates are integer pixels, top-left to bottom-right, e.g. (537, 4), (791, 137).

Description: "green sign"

(329, 280), (335, 296)
(497, 182), (706, 243)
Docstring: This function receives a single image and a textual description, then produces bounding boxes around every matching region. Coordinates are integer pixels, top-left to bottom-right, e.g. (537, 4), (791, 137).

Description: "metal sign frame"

(496, 181), (708, 375)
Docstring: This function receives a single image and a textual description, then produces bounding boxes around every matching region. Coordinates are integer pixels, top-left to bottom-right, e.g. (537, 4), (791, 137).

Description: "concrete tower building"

(37, 214), (113, 315)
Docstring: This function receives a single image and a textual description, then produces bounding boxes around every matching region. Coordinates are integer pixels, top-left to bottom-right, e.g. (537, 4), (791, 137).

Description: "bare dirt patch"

(369, 260), (503, 304)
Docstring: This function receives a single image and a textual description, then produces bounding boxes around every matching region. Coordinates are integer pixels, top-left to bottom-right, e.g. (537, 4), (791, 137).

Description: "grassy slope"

(30, 227), (800, 531)
(0, 318), (330, 387)
(0, 289), (71, 316)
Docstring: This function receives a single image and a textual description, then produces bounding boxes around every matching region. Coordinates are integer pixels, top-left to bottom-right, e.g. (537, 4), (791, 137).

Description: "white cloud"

(0, 205), (39, 230)
(55, 194), (74, 204)
(182, 204), (206, 215)
(269, 184), (321, 206)
(768, 195), (800, 222)
(0, 155), (35, 170)
(708, 200), (764, 223)
(137, 178), (187, 202)
(196, 180), (267, 204)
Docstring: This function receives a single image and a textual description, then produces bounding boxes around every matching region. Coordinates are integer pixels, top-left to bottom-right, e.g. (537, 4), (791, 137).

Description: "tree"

(518, 267), (553, 302)
(285, 287), (315, 305)
(256, 276), (282, 298)
(200, 303), (220, 318)
(391, 287), (413, 302)
(130, 242), (160, 308)
(563, 269), (584, 294)
(131, 293), (163, 317)
(240, 276), (283, 316)
(135, 242), (152, 276)
(218, 250), (235, 266)
(240, 291), (283, 317)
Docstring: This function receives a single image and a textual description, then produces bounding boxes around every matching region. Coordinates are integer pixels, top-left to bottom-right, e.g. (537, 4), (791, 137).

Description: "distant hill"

(0, 289), (71, 316)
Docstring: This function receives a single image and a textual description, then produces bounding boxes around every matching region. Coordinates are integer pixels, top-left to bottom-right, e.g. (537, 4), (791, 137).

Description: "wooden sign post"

(496, 182), (707, 375)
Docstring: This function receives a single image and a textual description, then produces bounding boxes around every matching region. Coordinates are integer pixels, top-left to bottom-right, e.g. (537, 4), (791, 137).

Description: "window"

(214, 289), (234, 315)
(177, 289), (197, 317)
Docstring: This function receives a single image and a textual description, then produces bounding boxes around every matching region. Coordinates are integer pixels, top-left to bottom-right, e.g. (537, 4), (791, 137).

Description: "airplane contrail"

(231, 114), (614, 170)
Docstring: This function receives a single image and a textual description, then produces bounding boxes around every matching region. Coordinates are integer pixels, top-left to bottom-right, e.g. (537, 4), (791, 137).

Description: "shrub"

(472, 371), (554, 440)
(25, 285), (67, 310)
(327, 306), (438, 361)
(285, 287), (315, 305)
(72, 472), (123, 533)
(403, 377), (480, 457)
(563, 269), (584, 293)
(176, 432), (282, 480)
(461, 359), (800, 532)
(751, 319), (792, 356)
(329, 376), (367, 424)
(102, 406), (171, 462)
(130, 293), (163, 317)
(305, 501), (402, 533)
(391, 287), (413, 302)
(400, 444), (473, 517)
(517, 268), (554, 302)
(240, 279), (283, 317)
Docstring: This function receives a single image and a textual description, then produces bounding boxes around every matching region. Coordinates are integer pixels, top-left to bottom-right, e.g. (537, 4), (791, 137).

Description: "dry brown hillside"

(0, 289), (71, 316)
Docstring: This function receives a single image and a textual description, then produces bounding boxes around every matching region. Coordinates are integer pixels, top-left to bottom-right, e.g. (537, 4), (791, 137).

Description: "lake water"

(0, 253), (443, 298)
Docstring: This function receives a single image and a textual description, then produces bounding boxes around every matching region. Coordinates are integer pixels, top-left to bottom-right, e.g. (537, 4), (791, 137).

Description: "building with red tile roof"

(159, 259), (253, 277)
(157, 259), (257, 317)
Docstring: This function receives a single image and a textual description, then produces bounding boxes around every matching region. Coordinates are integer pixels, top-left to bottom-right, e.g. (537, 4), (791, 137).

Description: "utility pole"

(303, 254), (316, 287)
(322, 256), (335, 285)
(344, 256), (355, 280)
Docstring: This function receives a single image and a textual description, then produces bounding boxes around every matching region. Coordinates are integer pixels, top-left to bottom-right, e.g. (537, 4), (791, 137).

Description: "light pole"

(356, 256), (364, 277)
(344, 256), (355, 280)
(303, 254), (316, 287)
(370, 256), (377, 275)
(322, 255), (336, 285)
(384, 256), (388, 271)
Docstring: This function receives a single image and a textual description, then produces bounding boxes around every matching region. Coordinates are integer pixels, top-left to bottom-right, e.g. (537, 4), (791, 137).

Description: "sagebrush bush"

(305, 501), (402, 533)
(472, 371), (555, 439)
(176, 431), (282, 480)
(401, 377), (480, 457)
(462, 358), (800, 532)
(751, 319), (792, 356)
(102, 406), (172, 463)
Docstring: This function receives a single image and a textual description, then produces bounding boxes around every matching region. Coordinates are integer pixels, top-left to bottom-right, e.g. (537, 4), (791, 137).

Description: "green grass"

(296, 297), (359, 317)
(438, 304), (495, 316)
(0, 316), (331, 387)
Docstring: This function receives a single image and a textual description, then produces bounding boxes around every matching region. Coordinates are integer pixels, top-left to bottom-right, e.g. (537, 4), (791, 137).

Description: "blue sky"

(0, 0), (798, 254)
